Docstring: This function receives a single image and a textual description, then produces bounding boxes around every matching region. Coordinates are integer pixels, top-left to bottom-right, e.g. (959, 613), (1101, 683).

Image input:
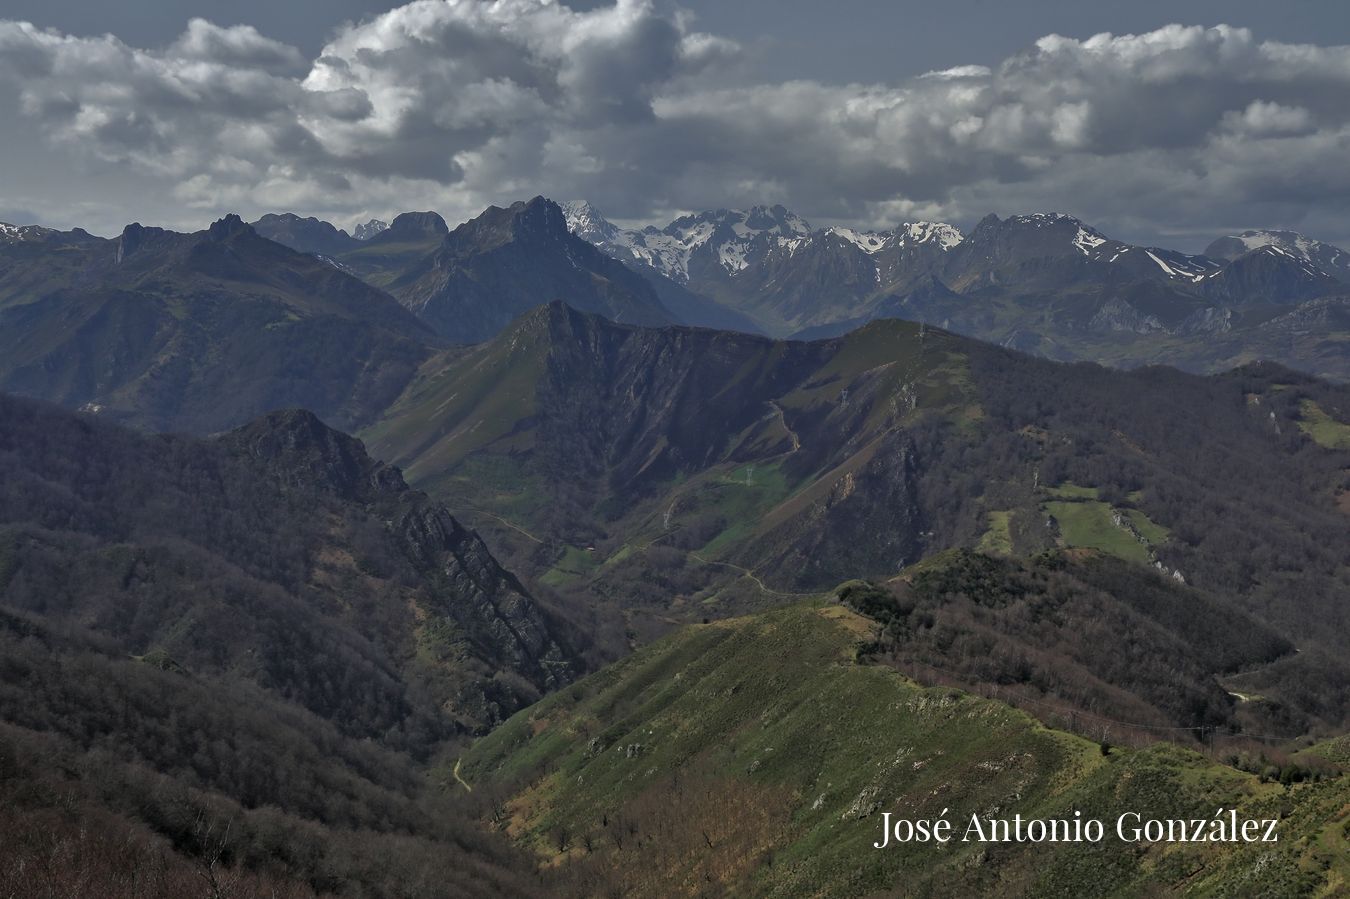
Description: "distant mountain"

(365, 305), (1350, 731)
(566, 204), (1350, 380)
(251, 214), (391, 252)
(1199, 243), (1344, 305)
(353, 218), (389, 240)
(0, 215), (437, 432)
(561, 201), (764, 333)
(564, 202), (966, 332)
(251, 211), (362, 256)
(335, 198), (676, 342)
(562, 202), (813, 285)
(1207, 229), (1350, 283)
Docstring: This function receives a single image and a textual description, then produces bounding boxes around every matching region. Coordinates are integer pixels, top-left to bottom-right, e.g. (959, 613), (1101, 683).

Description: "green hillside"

(363, 307), (1350, 715)
(464, 602), (1350, 898)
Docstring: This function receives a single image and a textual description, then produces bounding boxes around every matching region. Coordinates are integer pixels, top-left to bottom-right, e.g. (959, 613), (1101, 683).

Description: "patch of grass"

(415, 617), (468, 666)
(1046, 500), (1151, 563)
(1124, 508), (1170, 544)
(1297, 399), (1350, 450)
(540, 545), (599, 587)
(673, 462), (794, 558)
(1045, 482), (1100, 500)
(601, 544), (635, 569)
(362, 324), (548, 479)
(975, 510), (1013, 555)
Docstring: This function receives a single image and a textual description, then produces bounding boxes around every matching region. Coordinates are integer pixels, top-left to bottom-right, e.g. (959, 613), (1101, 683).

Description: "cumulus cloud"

(1, 6), (1349, 246)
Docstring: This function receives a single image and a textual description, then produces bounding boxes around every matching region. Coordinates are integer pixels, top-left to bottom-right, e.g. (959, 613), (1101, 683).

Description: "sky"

(1, 0), (1349, 250)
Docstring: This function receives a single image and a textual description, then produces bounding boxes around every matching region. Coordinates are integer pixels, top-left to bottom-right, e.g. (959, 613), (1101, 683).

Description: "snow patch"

(903, 222), (964, 249)
(829, 227), (887, 253)
(1145, 250), (1178, 277)
(1072, 226), (1106, 256)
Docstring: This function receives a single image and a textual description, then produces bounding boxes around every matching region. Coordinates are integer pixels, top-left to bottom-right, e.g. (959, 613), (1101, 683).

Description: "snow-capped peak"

(1008, 212), (1083, 227)
(0, 222), (53, 243)
(352, 219), (388, 241)
(902, 221), (964, 250)
(1071, 226), (1107, 256)
(1231, 229), (1318, 258)
(562, 201), (620, 244)
(827, 222), (963, 254)
(658, 205), (814, 274)
(828, 227), (889, 253)
(565, 202), (694, 281)
(1205, 229), (1350, 282)
(741, 205), (813, 239)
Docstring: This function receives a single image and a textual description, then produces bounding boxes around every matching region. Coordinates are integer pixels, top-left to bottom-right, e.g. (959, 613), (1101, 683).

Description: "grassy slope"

(365, 316), (985, 599)
(1298, 400), (1350, 450)
(464, 603), (1349, 898)
(1042, 483), (1170, 565)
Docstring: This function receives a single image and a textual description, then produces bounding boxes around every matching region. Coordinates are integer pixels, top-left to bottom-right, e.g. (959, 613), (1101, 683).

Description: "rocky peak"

(743, 204), (813, 237)
(898, 221), (965, 250)
(206, 214), (254, 242)
(116, 222), (171, 262)
(960, 212), (1116, 264)
(385, 210), (449, 240)
(222, 408), (407, 501)
(0, 222), (55, 243)
(250, 213), (358, 256)
(562, 200), (620, 244)
(440, 197), (570, 256)
(510, 196), (570, 241)
(117, 223), (146, 262)
(352, 219), (388, 241)
(1206, 229), (1350, 283)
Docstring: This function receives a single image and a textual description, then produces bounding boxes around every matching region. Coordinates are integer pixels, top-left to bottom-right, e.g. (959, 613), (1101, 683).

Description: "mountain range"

(0, 213), (436, 433)
(362, 302), (1350, 735)
(563, 202), (1350, 380)
(3, 194), (1350, 895)
(6, 194), (1342, 438)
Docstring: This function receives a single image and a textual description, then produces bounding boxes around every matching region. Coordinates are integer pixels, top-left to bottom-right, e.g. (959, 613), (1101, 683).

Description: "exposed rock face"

(352, 219), (389, 241)
(523, 302), (832, 489)
(225, 408), (408, 501)
(224, 407), (574, 709)
(397, 504), (572, 692)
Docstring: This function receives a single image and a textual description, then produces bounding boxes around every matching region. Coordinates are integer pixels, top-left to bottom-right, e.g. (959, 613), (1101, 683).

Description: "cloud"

(1, 7), (1349, 246)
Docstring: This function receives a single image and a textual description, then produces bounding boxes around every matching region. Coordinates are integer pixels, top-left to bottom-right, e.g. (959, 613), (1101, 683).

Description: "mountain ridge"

(363, 304), (1350, 738)
(564, 203), (1350, 379)
(0, 214), (438, 433)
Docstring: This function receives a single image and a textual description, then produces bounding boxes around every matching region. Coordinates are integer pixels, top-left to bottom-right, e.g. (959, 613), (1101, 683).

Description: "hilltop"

(464, 600), (1350, 897)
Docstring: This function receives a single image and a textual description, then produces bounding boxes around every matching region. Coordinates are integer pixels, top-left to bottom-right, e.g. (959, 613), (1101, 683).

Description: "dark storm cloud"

(1, 3), (1348, 245)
